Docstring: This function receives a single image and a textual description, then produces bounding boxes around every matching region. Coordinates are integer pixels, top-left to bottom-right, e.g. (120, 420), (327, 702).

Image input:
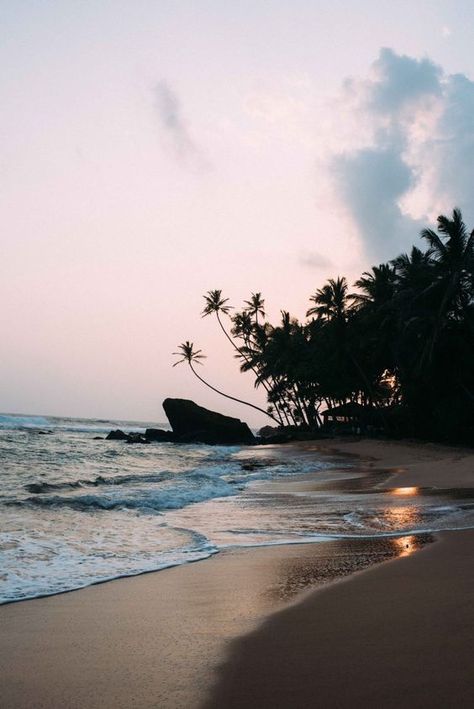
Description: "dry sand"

(1, 438), (473, 708)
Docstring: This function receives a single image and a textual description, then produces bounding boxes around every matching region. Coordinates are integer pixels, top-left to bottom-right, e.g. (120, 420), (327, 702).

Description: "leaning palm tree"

(203, 289), (284, 424)
(173, 341), (280, 423)
(202, 290), (233, 341)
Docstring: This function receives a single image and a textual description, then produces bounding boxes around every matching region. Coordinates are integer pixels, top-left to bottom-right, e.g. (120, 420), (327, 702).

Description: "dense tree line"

(175, 209), (474, 443)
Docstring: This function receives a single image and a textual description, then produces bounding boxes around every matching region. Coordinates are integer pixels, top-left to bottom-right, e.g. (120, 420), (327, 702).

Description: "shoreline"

(4, 434), (467, 609)
(1, 438), (473, 708)
(204, 527), (474, 709)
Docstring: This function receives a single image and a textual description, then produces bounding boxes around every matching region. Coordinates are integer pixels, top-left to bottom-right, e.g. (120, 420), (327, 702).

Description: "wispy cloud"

(154, 81), (208, 170)
(298, 250), (334, 270)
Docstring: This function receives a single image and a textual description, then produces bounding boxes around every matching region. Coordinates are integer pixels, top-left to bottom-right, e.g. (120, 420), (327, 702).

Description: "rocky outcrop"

(105, 428), (174, 443)
(105, 429), (152, 444)
(126, 433), (149, 444)
(145, 428), (175, 442)
(162, 398), (255, 445)
(106, 429), (129, 441)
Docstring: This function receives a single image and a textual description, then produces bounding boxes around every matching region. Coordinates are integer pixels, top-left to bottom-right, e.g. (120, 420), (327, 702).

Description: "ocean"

(1, 413), (473, 604)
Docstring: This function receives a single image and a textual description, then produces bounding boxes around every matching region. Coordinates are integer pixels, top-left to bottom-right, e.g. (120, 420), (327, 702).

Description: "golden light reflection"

(383, 505), (419, 528)
(392, 535), (417, 557)
(391, 486), (419, 496)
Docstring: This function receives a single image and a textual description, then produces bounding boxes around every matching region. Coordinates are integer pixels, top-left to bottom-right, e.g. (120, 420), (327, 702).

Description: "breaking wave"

(0, 414), (51, 430)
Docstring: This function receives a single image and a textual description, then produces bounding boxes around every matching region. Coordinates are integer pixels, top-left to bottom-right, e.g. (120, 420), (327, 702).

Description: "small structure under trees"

(322, 402), (366, 428)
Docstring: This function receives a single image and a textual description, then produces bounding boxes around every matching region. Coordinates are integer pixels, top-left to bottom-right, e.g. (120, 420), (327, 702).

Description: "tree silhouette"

(173, 341), (280, 423)
(174, 210), (474, 443)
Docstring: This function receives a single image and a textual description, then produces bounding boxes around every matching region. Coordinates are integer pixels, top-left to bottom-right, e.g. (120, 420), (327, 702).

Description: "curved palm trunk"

(189, 363), (281, 425)
(216, 312), (285, 426)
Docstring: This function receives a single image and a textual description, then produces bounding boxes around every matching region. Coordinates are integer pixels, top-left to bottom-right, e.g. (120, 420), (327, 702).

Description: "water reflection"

(267, 534), (432, 602)
(383, 505), (420, 529)
(391, 487), (419, 496)
(391, 534), (418, 557)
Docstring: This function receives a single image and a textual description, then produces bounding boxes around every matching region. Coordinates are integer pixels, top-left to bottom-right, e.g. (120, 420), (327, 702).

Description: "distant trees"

(174, 209), (474, 443)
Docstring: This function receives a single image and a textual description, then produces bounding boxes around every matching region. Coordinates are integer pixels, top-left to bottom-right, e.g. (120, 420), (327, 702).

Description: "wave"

(24, 471), (176, 494)
(20, 472), (238, 513)
(0, 414), (51, 430)
(0, 413), (169, 434)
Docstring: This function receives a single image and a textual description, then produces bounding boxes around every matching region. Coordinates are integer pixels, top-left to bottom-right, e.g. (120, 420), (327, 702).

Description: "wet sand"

(204, 529), (474, 709)
(304, 437), (474, 489)
(1, 438), (473, 708)
(0, 536), (421, 709)
(203, 438), (474, 708)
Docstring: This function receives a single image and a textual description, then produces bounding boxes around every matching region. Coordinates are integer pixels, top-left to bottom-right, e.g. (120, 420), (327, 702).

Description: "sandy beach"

(1, 438), (473, 708)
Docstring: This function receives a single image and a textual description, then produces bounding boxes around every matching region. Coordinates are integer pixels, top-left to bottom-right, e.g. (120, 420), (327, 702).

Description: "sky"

(2, 1), (474, 427)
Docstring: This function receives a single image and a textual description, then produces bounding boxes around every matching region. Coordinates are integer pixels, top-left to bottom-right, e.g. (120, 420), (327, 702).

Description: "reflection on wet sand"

(383, 505), (420, 528)
(391, 486), (419, 496)
(267, 534), (432, 603)
(392, 535), (418, 557)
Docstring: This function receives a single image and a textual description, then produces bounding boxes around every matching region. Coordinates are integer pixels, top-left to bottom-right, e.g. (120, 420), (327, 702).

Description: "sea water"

(1, 413), (473, 603)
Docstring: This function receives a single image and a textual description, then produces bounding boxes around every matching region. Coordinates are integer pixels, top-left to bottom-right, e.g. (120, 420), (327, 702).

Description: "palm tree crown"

(202, 290), (232, 318)
(307, 276), (355, 321)
(243, 292), (265, 323)
(173, 341), (206, 367)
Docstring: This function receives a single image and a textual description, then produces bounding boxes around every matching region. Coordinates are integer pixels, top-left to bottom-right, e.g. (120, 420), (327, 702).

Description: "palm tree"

(203, 290), (284, 425)
(173, 341), (280, 423)
(392, 246), (432, 292)
(244, 292), (265, 325)
(353, 264), (396, 311)
(421, 208), (474, 319)
(202, 289), (233, 339)
(306, 277), (355, 322)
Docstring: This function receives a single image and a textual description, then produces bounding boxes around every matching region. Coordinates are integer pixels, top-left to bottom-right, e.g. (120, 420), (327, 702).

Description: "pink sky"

(2, 1), (474, 426)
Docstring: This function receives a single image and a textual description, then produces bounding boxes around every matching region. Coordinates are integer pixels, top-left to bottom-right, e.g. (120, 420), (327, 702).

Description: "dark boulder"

(258, 425), (282, 439)
(126, 433), (149, 444)
(106, 429), (129, 441)
(162, 398), (255, 445)
(93, 436), (104, 440)
(145, 428), (175, 443)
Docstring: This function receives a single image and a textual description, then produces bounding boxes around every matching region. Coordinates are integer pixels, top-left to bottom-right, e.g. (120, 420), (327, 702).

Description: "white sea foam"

(1, 414), (473, 604)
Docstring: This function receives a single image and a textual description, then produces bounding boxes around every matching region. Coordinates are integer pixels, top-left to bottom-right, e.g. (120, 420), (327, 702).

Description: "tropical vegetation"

(174, 209), (474, 443)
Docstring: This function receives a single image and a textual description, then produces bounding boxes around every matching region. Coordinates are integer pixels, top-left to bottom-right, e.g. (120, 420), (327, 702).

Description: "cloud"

(368, 48), (441, 115)
(328, 49), (474, 261)
(332, 145), (423, 261)
(299, 250), (334, 270)
(154, 81), (208, 169)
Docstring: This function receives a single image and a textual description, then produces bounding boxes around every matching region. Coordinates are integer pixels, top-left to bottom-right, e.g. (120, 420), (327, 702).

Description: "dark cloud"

(426, 72), (474, 224)
(331, 49), (474, 261)
(369, 48), (442, 114)
(333, 146), (422, 261)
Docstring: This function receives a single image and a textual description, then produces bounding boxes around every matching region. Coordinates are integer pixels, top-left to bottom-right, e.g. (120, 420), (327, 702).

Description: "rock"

(162, 398), (255, 445)
(106, 429), (129, 441)
(93, 436), (104, 440)
(126, 433), (149, 444)
(145, 428), (175, 442)
(258, 425), (282, 439)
